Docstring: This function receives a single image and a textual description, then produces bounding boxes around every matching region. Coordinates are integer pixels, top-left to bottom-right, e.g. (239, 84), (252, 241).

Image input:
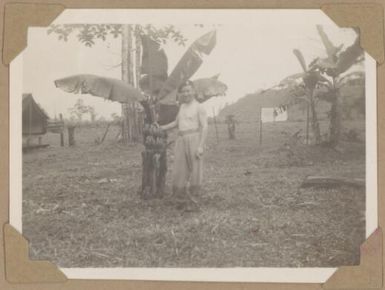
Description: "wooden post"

(132, 104), (139, 142)
(212, 107), (219, 143)
(259, 107), (263, 145)
(59, 114), (64, 147)
(28, 98), (32, 146)
(226, 115), (236, 140)
(306, 102), (309, 145)
(99, 123), (111, 144)
(68, 126), (75, 146)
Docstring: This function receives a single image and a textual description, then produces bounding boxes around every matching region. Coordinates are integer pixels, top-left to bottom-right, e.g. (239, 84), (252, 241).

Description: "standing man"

(161, 80), (208, 210)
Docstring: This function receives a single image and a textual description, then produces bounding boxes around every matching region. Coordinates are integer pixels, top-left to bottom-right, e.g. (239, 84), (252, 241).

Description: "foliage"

(87, 105), (97, 122)
(47, 24), (187, 47)
(310, 26), (363, 77)
(276, 26), (364, 146)
(309, 26), (364, 146)
(49, 23), (189, 144)
(280, 49), (325, 144)
(110, 113), (122, 125)
(68, 98), (95, 122)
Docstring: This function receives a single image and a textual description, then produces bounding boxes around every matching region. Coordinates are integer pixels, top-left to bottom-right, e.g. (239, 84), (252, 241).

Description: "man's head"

(177, 80), (196, 104)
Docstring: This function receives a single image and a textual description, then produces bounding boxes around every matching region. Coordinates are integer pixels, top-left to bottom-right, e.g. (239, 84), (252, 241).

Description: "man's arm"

(159, 107), (179, 131)
(160, 120), (178, 130)
(160, 119), (177, 131)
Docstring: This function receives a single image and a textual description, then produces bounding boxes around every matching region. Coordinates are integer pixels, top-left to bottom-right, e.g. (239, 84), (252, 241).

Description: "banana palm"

(280, 49), (328, 144)
(55, 30), (225, 122)
(310, 26), (363, 146)
(54, 30), (226, 199)
(279, 27), (363, 146)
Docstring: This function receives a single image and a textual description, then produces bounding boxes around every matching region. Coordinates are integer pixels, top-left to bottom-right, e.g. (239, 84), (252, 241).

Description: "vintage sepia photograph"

(10, 9), (377, 282)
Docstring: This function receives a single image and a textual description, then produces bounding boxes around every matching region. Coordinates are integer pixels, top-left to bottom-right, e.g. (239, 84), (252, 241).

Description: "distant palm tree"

(309, 26), (364, 146)
(291, 48), (326, 144)
(278, 26), (363, 146)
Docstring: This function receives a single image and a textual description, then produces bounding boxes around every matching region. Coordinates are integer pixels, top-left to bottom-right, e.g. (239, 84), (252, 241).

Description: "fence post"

(306, 103), (309, 145)
(68, 126), (75, 146)
(259, 107), (263, 145)
(59, 114), (64, 147)
(212, 107), (219, 143)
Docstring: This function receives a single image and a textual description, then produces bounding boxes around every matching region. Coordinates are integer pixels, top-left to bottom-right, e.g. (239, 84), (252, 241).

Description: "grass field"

(22, 120), (366, 267)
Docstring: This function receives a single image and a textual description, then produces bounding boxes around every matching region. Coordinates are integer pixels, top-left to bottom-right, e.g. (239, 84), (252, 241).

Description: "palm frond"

(293, 49), (308, 72)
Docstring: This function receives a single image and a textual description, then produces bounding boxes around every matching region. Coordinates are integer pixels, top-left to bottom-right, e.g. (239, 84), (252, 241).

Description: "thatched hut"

(22, 94), (50, 151)
(22, 93), (49, 136)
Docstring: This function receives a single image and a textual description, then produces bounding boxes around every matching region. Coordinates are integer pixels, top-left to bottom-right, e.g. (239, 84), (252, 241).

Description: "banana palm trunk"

(329, 78), (342, 146)
(121, 25), (131, 144)
(309, 89), (321, 144)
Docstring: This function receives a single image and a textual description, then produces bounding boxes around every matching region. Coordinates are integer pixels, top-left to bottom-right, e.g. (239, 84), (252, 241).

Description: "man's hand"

(196, 146), (204, 159)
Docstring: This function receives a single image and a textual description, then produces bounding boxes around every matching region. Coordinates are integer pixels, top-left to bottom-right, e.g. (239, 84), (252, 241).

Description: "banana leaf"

(192, 75), (227, 102)
(279, 73), (305, 86)
(159, 75), (227, 105)
(315, 89), (336, 103)
(280, 71), (331, 91)
(337, 71), (365, 86)
(140, 34), (168, 95)
(157, 30), (217, 100)
(139, 74), (167, 95)
(335, 38), (363, 75)
(304, 71), (333, 89)
(55, 74), (144, 103)
(293, 49), (307, 72)
(140, 35), (168, 77)
(316, 25), (343, 60)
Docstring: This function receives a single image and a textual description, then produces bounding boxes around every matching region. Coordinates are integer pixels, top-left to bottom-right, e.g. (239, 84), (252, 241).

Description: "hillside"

(218, 84), (364, 123)
(218, 88), (326, 123)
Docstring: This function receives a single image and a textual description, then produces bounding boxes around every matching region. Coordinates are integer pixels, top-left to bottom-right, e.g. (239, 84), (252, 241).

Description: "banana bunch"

(143, 123), (166, 151)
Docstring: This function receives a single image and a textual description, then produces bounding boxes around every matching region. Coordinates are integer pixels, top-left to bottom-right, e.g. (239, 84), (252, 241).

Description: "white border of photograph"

(9, 9), (378, 283)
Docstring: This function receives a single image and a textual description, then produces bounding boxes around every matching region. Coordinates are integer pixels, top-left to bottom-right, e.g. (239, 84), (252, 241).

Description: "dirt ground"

(22, 120), (366, 267)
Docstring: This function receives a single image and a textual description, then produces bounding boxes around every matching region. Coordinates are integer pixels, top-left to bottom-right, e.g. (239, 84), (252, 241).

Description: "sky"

(21, 9), (358, 120)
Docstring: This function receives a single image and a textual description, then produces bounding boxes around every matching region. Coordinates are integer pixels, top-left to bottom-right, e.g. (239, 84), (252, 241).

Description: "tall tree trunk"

(134, 28), (144, 138)
(121, 25), (141, 143)
(127, 26), (137, 142)
(135, 31), (141, 87)
(329, 83), (342, 147)
(121, 24), (131, 144)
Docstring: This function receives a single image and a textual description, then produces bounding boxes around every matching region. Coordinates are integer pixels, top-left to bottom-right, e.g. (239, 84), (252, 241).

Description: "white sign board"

(261, 107), (288, 123)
